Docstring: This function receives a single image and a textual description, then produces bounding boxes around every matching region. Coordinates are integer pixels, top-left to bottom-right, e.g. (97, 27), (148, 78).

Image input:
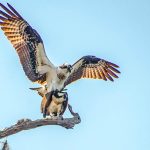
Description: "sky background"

(0, 0), (150, 149)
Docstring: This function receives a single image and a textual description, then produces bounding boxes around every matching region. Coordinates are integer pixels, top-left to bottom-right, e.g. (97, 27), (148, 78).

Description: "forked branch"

(0, 105), (81, 139)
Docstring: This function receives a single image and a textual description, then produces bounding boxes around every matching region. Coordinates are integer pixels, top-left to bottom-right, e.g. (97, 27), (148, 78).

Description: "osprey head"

(59, 63), (73, 73)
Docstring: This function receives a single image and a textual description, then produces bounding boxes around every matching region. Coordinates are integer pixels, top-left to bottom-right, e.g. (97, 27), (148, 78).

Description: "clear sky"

(0, 0), (150, 150)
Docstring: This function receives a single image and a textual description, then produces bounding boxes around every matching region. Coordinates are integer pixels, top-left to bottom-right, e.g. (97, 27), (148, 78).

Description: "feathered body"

(0, 3), (121, 117)
(41, 91), (68, 117)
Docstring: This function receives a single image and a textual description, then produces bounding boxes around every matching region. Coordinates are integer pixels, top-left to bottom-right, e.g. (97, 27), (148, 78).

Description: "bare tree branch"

(0, 104), (81, 139)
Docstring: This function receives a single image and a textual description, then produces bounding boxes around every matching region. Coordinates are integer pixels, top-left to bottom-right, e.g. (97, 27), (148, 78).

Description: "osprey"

(0, 3), (120, 112)
(40, 90), (68, 118)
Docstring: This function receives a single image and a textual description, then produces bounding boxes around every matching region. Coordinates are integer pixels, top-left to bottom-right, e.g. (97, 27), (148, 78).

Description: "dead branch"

(0, 104), (81, 139)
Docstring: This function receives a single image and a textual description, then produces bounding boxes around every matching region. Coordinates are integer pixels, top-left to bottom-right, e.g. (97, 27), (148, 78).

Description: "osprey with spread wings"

(0, 3), (120, 116)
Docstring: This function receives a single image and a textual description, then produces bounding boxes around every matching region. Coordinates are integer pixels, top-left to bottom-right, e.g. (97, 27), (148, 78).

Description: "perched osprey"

(40, 90), (68, 118)
(0, 3), (120, 113)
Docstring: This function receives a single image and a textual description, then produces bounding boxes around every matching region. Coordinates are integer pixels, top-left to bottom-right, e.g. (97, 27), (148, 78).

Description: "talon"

(58, 115), (63, 120)
(45, 115), (52, 119)
(43, 111), (46, 118)
(51, 116), (58, 120)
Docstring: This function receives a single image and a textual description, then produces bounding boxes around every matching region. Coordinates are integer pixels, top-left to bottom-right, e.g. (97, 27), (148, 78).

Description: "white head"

(59, 63), (73, 73)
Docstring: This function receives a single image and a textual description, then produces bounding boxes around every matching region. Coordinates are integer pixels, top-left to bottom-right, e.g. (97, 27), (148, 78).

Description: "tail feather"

(29, 87), (42, 91)
(29, 87), (44, 97)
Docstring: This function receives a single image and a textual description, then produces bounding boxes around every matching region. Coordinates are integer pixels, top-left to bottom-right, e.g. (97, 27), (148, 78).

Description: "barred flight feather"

(0, 3), (46, 84)
(64, 55), (120, 86)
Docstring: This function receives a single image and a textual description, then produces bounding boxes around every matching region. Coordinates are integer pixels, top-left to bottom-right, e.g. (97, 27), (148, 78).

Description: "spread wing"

(0, 3), (53, 84)
(64, 55), (120, 86)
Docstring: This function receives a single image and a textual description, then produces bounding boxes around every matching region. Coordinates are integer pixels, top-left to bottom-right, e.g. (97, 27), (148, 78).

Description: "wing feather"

(108, 65), (120, 74)
(0, 3), (52, 83)
(99, 67), (107, 81)
(91, 69), (96, 79)
(64, 55), (120, 86)
(7, 3), (23, 19)
(0, 3), (17, 17)
(95, 68), (101, 79)
(88, 68), (92, 78)
(107, 68), (119, 78)
(102, 68), (114, 81)
(82, 68), (86, 78)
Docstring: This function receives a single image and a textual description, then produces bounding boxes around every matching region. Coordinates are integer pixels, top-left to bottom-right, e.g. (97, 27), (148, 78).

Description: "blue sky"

(0, 0), (150, 149)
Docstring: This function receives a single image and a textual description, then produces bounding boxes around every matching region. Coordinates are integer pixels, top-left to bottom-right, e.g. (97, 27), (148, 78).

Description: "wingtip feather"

(107, 69), (119, 78)
(108, 65), (121, 74)
(0, 16), (6, 21)
(7, 3), (23, 19)
(0, 3), (5, 8)
(7, 3), (12, 7)
(107, 61), (120, 68)
(0, 3), (17, 18)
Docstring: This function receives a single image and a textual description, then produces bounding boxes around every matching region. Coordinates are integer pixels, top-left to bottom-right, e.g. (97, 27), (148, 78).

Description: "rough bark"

(0, 105), (81, 139)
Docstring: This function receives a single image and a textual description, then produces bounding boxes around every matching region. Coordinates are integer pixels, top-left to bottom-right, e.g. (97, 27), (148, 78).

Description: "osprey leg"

(43, 91), (54, 118)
